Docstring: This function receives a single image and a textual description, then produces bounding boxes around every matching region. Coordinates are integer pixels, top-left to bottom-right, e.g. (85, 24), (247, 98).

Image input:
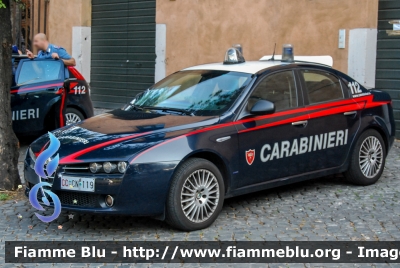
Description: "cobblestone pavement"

(4, 111), (400, 267)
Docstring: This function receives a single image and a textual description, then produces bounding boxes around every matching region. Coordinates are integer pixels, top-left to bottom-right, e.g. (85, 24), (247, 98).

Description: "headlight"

(103, 162), (116, 174)
(118, 162), (128, 173)
(29, 148), (37, 162)
(89, 163), (102, 173)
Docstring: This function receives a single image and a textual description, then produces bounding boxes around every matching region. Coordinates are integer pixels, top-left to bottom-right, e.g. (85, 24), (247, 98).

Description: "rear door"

(11, 59), (65, 134)
(235, 70), (311, 189)
(299, 68), (361, 171)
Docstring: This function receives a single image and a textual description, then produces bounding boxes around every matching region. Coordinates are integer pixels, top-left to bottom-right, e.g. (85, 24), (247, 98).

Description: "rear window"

(301, 70), (344, 104)
(17, 60), (63, 86)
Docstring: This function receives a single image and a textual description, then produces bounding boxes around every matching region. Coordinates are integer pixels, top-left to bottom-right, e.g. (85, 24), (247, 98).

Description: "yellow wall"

(46, 0), (91, 54)
(156, 0), (378, 75)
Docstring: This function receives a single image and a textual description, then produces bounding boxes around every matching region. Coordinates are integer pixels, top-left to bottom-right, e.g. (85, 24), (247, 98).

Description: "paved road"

(5, 113), (400, 267)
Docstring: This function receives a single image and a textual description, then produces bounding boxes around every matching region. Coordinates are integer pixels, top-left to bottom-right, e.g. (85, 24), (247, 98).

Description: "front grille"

(28, 182), (100, 208)
(55, 191), (100, 208)
(62, 164), (90, 174)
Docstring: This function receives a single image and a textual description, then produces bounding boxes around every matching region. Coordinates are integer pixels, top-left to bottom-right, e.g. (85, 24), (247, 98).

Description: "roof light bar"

(224, 46), (246, 65)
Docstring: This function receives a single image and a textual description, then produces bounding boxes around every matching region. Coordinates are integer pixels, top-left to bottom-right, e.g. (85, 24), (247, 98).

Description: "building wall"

(156, 0), (379, 76)
(46, 0), (91, 55)
(376, 0), (400, 139)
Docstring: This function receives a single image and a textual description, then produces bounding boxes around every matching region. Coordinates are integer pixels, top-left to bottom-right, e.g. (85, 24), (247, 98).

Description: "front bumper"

(24, 155), (179, 216)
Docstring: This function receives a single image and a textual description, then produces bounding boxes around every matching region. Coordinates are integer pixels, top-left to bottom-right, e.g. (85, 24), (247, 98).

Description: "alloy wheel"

(180, 169), (220, 223)
(359, 136), (383, 178)
(65, 113), (82, 125)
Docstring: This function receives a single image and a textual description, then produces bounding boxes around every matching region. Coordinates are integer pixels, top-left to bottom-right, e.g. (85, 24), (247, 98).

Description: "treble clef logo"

(29, 132), (62, 223)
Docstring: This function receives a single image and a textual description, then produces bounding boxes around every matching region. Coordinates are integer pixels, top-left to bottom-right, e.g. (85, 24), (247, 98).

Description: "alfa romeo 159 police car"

(25, 46), (395, 231)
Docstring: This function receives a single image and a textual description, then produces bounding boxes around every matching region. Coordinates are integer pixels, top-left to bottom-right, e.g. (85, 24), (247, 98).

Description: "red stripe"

(238, 102), (362, 134)
(11, 83), (63, 94)
(235, 97), (370, 125)
(59, 132), (151, 164)
(238, 114), (310, 134)
(308, 103), (361, 120)
(59, 88), (67, 127)
(60, 95), (388, 164)
(365, 101), (391, 109)
(68, 82), (79, 94)
(35, 141), (50, 157)
(129, 97), (384, 164)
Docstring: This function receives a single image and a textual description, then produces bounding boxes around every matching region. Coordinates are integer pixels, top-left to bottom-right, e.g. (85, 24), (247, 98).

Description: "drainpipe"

(38, 0), (41, 33)
(44, 0), (49, 34)
(31, 0), (35, 51)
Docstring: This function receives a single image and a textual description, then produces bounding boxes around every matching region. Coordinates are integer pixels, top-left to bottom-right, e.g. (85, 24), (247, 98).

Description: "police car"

(25, 46), (395, 231)
(11, 56), (94, 136)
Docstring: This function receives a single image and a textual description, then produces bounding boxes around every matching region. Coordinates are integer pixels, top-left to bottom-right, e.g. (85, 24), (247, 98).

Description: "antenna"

(268, 43), (277, 61)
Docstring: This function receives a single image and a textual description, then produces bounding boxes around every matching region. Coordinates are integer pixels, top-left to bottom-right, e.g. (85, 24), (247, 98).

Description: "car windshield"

(16, 60), (63, 86)
(127, 70), (252, 116)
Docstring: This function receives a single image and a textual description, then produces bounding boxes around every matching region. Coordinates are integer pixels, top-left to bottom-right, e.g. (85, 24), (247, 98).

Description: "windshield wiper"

(132, 104), (144, 111)
(17, 77), (40, 86)
(142, 106), (195, 116)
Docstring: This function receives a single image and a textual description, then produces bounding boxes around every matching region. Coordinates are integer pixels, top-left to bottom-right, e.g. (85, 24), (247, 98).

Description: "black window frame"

(236, 68), (304, 120)
(15, 59), (65, 87)
(299, 68), (348, 106)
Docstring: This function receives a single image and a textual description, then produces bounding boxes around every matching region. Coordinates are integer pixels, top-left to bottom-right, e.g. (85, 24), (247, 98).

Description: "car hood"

(30, 109), (219, 163)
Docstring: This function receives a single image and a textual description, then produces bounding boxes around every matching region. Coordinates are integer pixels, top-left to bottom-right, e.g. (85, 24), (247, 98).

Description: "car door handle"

(216, 136), (231, 143)
(292, 120), (308, 126)
(344, 111), (357, 116)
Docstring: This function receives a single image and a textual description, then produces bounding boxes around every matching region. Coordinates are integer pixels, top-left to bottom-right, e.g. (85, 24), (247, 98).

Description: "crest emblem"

(246, 149), (255, 165)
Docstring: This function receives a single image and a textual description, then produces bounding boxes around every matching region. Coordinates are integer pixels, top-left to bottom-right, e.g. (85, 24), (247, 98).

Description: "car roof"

(183, 61), (282, 74)
(183, 60), (331, 75)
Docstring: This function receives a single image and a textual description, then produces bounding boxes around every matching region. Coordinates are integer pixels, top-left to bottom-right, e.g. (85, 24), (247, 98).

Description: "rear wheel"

(65, 108), (84, 126)
(166, 158), (225, 231)
(344, 129), (386, 186)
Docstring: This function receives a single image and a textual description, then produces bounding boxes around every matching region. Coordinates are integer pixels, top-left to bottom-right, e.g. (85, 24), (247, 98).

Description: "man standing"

(26, 33), (76, 66)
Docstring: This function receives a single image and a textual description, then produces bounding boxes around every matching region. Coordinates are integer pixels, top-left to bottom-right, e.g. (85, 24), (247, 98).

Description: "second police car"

(25, 46), (395, 231)
(11, 56), (94, 136)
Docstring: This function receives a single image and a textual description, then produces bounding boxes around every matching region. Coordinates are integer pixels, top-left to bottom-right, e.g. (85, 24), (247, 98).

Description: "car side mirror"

(250, 100), (275, 115)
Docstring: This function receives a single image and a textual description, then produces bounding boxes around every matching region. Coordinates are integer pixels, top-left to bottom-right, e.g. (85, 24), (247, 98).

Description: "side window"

(248, 71), (298, 112)
(301, 70), (344, 104)
(17, 61), (63, 86)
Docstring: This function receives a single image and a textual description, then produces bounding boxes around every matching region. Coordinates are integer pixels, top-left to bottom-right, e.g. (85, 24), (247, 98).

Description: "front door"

(235, 70), (310, 189)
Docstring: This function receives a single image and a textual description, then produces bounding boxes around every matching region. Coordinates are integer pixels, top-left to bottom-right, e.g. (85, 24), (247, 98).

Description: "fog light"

(103, 162), (116, 173)
(118, 162), (128, 173)
(105, 195), (114, 207)
(89, 163), (102, 173)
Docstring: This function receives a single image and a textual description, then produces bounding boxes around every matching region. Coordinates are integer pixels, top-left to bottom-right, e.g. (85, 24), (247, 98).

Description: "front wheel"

(344, 129), (386, 186)
(166, 158), (225, 231)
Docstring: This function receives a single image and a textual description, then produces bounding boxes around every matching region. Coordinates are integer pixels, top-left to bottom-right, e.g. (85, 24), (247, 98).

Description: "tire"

(344, 129), (386, 186)
(166, 158), (225, 231)
(65, 108), (85, 126)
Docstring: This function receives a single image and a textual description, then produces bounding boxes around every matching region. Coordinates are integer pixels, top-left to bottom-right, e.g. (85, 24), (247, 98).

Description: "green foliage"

(0, 193), (10, 201)
(0, 0), (26, 9)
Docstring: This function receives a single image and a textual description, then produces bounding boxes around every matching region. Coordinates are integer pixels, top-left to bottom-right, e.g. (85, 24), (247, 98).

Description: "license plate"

(60, 176), (95, 192)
